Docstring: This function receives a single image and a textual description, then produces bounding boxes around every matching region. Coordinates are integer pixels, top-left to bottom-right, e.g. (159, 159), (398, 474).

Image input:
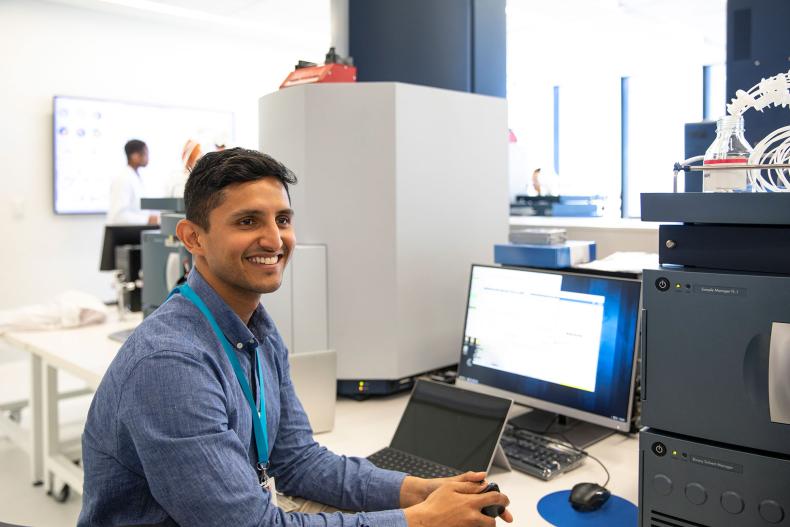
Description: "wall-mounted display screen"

(53, 96), (234, 215)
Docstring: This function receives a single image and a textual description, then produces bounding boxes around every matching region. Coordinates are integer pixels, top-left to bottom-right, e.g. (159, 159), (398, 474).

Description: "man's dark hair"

(124, 139), (147, 161)
(184, 147), (297, 230)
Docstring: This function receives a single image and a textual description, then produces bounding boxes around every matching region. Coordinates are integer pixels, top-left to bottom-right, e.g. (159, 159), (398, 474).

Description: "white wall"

(0, 0), (329, 309)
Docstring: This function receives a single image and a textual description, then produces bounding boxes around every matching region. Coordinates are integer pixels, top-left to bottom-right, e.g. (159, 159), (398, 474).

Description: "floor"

(0, 438), (82, 527)
(0, 344), (84, 527)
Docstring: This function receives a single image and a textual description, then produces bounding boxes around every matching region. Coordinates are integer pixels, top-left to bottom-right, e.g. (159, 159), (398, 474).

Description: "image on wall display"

(53, 96), (234, 214)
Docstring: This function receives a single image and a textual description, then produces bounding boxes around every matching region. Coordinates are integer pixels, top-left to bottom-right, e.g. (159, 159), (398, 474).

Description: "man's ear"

(176, 218), (206, 257)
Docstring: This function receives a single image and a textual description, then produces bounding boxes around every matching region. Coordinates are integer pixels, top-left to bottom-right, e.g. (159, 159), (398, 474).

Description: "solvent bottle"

(702, 115), (753, 192)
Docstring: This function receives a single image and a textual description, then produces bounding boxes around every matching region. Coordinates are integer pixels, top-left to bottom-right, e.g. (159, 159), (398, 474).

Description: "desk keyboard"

(500, 424), (587, 480)
(367, 448), (462, 479)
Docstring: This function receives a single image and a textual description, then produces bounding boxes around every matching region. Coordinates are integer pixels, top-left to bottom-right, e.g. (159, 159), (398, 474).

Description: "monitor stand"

(508, 409), (615, 450)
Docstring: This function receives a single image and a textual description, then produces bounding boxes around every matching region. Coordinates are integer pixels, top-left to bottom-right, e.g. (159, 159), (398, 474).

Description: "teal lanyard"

(171, 284), (270, 470)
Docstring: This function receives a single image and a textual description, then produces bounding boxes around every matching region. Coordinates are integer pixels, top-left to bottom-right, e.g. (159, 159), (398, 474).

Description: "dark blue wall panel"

(350, 0), (471, 92)
(472, 0), (507, 97)
(349, 0), (505, 98)
(727, 0), (790, 146)
(684, 121), (717, 192)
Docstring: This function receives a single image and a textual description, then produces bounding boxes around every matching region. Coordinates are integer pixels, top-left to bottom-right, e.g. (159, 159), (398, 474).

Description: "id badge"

(261, 475), (278, 508)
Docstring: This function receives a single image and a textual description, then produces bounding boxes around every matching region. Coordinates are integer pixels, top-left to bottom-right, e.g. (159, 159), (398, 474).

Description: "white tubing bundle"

(724, 69), (790, 191)
(748, 126), (790, 192)
(727, 69), (790, 116)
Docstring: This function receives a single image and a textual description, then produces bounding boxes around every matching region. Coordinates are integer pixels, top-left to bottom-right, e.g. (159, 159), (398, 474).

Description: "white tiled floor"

(0, 438), (82, 526)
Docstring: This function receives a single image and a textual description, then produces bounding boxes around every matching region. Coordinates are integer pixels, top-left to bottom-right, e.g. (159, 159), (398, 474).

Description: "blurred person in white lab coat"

(107, 139), (158, 225)
(166, 138), (203, 198)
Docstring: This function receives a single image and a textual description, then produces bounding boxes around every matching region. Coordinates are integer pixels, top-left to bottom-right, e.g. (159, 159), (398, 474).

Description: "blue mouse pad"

(537, 490), (637, 527)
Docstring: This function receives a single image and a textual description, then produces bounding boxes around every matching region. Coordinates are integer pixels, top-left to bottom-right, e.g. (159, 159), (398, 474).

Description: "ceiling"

(43, 0), (726, 56)
(45, 0), (331, 44)
(149, 0), (327, 22)
(508, 0), (727, 48)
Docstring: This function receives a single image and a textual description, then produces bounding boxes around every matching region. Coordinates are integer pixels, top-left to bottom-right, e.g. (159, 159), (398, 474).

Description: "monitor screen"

(456, 265), (641, 432)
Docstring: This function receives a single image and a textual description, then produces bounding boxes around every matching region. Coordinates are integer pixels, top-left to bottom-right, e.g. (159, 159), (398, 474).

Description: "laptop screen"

(390, 380), (512, 472)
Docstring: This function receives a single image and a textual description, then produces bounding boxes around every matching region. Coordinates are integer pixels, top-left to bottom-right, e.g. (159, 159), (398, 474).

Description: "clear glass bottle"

(702, 115), (753, 192)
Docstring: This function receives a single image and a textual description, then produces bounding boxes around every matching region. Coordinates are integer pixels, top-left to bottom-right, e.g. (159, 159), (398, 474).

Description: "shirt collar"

(186, 268), (276, 350)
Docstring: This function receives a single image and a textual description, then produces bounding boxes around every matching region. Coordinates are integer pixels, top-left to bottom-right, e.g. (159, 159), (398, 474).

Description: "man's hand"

(403, 480), (513, 526)
(399, 471), (486, 508)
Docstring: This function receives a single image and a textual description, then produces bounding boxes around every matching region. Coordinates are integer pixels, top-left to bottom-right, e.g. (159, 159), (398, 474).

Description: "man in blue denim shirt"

(79, 148), (512, 527)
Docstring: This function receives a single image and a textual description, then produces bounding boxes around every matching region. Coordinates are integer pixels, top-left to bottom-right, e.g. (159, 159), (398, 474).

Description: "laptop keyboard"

(500, 424), (587, 480)
(367, 447), (462, 479)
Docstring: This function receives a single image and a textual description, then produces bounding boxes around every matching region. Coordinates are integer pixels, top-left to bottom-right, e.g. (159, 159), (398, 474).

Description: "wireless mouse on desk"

(569, 482), (611, 512)
(480, 482), (506, 518)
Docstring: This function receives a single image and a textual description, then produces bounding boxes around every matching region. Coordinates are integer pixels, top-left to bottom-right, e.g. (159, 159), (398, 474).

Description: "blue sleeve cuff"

(358, 508), (408, 527)
(363, 464), (408, 511)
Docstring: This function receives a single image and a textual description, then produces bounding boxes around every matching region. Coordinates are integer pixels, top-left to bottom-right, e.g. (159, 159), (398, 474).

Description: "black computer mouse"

(569, 482), (611, 512)
(480, 482), (506, 518)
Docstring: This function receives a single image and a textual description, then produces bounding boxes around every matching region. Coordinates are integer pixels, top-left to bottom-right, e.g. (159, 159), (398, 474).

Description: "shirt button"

(236, 342), (243, 349)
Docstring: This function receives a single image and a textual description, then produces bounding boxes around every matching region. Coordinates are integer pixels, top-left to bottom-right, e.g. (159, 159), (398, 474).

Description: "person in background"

(167, 138), (203, 198)
(531, 168), (542, 195)
(107, 139), (158, 225)
(183, 138), (203, 172)
(213, 131), (228, 151)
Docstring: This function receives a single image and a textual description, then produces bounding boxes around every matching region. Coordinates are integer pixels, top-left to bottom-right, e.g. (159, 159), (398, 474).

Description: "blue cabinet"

(349, 0), (506, 98)
(727, 0), (790, 145)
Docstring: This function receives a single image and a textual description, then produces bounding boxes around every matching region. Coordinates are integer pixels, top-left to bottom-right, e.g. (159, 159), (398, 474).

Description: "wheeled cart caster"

(48, 483), (70, 503)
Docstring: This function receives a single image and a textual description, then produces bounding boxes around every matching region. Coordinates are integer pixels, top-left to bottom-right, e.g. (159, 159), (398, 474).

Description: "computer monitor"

(455, 264), (641, 448)
(99, 225), (159, 271)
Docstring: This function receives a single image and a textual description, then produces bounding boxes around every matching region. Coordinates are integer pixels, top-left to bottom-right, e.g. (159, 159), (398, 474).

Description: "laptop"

(367, 379), (513, 478)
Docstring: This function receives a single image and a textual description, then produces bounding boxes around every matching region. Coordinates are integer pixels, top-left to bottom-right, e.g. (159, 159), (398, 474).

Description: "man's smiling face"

(198, 177), (295, 298)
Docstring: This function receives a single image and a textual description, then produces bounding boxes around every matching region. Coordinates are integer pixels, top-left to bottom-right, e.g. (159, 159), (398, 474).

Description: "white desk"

(320, 395), (639, 526)
(0, 312), (141, 495)
(1, 316), (639, 524)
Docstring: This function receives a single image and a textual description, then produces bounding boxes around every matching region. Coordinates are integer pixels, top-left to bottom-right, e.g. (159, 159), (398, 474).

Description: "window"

(507, 0), (726, 218)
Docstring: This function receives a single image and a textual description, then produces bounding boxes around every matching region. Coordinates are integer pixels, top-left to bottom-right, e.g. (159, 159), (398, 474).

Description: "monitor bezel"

(454, 263), (641, 433)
